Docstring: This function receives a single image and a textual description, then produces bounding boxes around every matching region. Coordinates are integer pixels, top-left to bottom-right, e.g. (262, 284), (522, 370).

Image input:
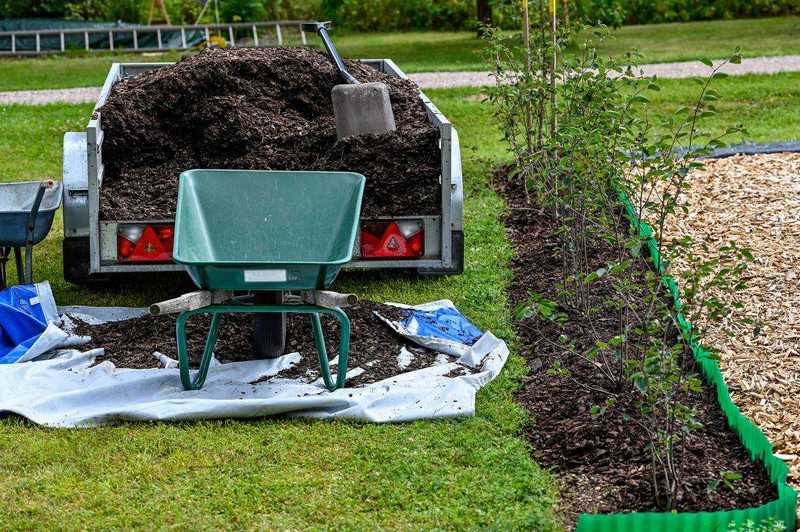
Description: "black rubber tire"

(63, 237), (110, 284)
(253, 291), (286, 359)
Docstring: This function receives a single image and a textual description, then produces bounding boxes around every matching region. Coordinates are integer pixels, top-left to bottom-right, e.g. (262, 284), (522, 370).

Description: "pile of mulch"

(661, 152), (800, 488)
(70, 300), (467, 387)
(97, 46), (441, 220)
(494, 168), (776, 525)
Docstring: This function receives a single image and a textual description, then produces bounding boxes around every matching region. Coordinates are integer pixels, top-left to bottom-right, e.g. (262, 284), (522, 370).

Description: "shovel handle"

(303, 21), (359, 85)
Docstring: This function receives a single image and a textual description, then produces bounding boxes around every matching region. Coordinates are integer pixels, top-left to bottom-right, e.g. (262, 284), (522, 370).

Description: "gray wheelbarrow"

(0, 180), (63, 288)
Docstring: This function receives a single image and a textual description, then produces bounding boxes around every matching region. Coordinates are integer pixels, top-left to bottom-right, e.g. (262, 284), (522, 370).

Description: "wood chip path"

(664, 152), (800, 487)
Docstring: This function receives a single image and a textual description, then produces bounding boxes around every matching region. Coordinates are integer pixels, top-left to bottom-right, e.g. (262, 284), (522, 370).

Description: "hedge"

(1, 0), (798, 30)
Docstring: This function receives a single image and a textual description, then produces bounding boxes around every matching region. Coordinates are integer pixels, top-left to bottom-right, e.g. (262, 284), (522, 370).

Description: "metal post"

(60, 32), (65, 52)
(181, 27), (187, 48)
(300, 26), (307, 45)
(157, 28), (162, 49)
(204, 26), (210, 46)
(133, 29), (138, 50)
(108, 30), (114, 51)
(84, 31), (89, 50)
(276, 24), (283, 45)
(228, 25), (234, 46)
(35, 33), (40, 53)
(10, 34), (15, 54)
(252, 24), (258, 46)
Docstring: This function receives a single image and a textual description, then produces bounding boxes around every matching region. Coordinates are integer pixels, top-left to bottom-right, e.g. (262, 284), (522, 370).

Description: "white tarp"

(0, 300), (508, 427)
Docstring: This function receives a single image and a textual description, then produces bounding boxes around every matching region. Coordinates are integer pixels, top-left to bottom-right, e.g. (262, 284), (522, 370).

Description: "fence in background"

(0, 20), (312, 56)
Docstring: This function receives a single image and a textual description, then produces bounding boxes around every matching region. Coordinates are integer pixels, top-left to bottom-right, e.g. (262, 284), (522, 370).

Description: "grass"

(0, 72), (798, 529)
(0, 88), (562, 529)
(1, 17), (799, 91)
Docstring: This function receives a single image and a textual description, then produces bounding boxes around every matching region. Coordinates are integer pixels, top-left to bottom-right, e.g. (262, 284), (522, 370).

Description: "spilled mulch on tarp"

(659, 152), (800, 488)
(98, 47), (441, 220)
(494, 167), (776, 526)
(71, 301), (470, 387)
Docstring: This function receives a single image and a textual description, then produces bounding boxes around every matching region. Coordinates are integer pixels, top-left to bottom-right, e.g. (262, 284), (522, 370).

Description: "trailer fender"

(63, 132), (89, 238)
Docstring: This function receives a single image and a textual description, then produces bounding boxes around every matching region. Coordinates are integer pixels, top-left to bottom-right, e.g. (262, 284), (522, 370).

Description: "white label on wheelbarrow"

(244, 269), (287, 283)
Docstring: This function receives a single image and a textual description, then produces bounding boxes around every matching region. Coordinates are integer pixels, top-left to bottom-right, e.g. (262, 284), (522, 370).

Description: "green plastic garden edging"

(573, 192), (798, 532)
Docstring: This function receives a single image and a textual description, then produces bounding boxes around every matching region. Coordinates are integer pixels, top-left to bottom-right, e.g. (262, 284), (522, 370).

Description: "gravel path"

(3, 54), (800, 105)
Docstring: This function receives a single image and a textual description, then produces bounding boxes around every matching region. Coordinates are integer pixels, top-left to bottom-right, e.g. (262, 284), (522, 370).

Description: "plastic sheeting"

(0, 300), (508, 428)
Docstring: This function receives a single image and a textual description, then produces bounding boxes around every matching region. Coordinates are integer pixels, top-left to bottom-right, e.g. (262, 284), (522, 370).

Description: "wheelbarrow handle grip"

(302, 290), (358, 308)
(150, 290), (232, 315)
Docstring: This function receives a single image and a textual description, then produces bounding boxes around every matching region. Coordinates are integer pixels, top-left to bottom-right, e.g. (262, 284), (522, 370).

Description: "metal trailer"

(62, 59), (464, 283)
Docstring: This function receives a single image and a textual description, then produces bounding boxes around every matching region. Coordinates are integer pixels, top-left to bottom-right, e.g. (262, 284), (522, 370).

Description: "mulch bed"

(98, 46), (441, 220)
(70, 300), (467, 387)
(494, 168), (776, 525)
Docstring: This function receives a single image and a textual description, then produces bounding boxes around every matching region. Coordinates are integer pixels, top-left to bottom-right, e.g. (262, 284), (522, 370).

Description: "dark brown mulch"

(494, 168), (776, 524)
(71, 301), (461, 387)
(98, 46), (441, 221)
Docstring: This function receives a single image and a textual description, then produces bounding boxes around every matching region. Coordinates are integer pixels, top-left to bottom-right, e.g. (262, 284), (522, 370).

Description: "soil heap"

(98, 46), (441, 220)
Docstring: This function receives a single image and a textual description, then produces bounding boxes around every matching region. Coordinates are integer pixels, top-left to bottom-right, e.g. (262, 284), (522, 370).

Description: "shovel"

(303, 21), (397, 140)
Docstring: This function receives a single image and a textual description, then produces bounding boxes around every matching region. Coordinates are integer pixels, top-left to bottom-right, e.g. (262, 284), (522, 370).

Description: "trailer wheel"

(253, 291), (286, 359)
(63, 237), (109, 284)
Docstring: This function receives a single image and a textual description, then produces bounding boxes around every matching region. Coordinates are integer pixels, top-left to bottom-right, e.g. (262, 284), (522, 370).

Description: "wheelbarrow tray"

(172, 169), (365, 291)
(0, 181), (63, 246)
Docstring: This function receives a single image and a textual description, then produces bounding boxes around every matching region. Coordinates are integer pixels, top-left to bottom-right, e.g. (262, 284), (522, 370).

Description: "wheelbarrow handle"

(18, 180), (52, 284)
(26, 181), (50, 238)
(302, 21), (359, 85)
(150, 290), (232, 315)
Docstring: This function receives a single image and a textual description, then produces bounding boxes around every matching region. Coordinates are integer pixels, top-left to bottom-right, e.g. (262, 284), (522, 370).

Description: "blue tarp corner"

(0, 282), (58, 364)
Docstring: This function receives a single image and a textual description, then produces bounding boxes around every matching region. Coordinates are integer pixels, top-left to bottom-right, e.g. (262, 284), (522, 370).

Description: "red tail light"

(117, 224), (174, 262)
(361, 220), (424, 259)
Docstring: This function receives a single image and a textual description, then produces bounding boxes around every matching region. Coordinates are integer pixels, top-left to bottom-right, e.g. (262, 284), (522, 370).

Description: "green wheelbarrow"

(150, 169), (365, 391)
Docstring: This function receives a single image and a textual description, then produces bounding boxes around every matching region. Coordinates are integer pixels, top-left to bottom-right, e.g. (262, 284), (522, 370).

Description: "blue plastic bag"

(402, 304), (483, 346)
(0, 282), (58, 364)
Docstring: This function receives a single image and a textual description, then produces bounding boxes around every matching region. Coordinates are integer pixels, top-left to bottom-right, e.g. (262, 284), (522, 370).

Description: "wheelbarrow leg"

(13, 247), (24, 284)
(0, 247), (8, 289)
(24, 243), (33, 285)
(310, 307), (350, 391)
(176, 310), (222, 390)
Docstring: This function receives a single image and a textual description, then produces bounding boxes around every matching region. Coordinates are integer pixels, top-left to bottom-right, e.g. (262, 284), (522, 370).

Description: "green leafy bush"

(1, 0), (797, 29)
(578, 0), (800, 26)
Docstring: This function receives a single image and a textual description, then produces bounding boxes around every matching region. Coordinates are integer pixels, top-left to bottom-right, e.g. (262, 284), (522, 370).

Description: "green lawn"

(0, 89), (563, 529)
(1, 17), (799, 91)
(0, 73), (798, 529)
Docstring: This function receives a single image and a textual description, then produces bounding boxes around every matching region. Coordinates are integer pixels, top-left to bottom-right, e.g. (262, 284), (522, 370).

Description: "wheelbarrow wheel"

(253, 291), (286, 359)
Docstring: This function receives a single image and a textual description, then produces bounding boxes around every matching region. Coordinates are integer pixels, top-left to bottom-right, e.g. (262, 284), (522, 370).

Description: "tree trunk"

(477, 0), (493, 34)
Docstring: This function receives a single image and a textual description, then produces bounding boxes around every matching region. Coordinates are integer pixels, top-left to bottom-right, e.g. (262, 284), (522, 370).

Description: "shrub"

(484, 2), (751, 509)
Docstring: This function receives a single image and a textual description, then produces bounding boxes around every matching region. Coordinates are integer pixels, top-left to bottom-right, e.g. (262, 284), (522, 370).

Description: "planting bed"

(494, 169), (777, 525)
(661, 151), (800, 488)
(98, 47), (441, 220)
(71, 301), (470, 387)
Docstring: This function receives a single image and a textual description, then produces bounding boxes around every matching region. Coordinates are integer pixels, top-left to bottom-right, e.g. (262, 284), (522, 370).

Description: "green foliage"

(729, 518), (786, 532)
(333, 0), (475, 32)
(483, 2), (755, 511)
(218, 0), (266, 22)
(573, 0), (800, 26)
(707, 470), (742, 494)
